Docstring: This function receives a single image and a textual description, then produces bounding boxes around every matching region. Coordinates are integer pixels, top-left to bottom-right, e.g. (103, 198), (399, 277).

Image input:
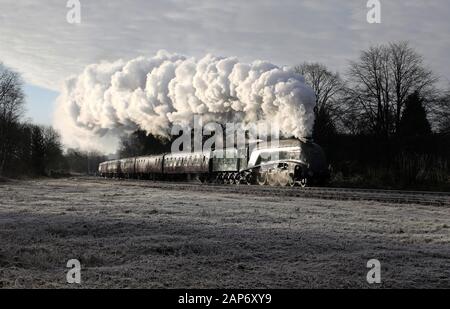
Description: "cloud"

(1, 0), (449, 92)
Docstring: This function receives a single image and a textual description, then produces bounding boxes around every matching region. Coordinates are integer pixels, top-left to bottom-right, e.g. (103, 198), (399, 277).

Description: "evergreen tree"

(313, 107), (337, 144)
(119, 130), (171, 158)
(31, 125), (46, 175)
(398, 91), (431, 137)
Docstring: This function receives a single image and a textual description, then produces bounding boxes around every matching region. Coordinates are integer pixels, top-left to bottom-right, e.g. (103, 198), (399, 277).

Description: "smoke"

(54, 50), (316, 153)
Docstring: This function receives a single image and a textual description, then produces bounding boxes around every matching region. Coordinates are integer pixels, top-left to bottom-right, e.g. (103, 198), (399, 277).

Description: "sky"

(1, 0), (450, 127)
(23, 84), (59, 125)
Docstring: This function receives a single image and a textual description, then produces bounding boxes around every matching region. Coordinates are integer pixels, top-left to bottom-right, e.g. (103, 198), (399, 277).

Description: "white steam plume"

(54, 50), (316, 153)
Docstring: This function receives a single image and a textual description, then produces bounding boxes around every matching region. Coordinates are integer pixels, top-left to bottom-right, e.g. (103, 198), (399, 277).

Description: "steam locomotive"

(98, 139), (329, 187)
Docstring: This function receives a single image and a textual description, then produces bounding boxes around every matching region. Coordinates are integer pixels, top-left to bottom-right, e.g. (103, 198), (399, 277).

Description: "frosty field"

(0, 177), (449, 288)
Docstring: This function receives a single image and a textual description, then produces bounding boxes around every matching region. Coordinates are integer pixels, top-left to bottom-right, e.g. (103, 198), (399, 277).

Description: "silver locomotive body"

(245, 139), (329, 186)
(208, 139), (328, 186)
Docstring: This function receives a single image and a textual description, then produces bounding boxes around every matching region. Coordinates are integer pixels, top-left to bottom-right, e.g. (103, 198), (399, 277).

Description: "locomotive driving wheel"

(257, 171), (267, 186)
(267, 170), (278, 187)
(288, 174), (296, 187)
(278, 170), (290, 187)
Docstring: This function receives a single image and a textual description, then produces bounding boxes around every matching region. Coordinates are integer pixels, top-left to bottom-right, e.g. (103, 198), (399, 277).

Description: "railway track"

(77, 177), (450, 207)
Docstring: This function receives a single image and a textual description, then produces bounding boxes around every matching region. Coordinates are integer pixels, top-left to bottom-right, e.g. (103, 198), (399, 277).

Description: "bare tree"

(389, 42), (437, 131)
(0, 63), (67, 177)
(346, 41), (437, 137)
(295, 62), (344, 119)
(28, 125), (66, 175)
(42, 126), (65, 173)
(434, 87), (450, 134)
(294, 63), (346, 141)
(64, 148), (107, 175)
(0, 64), (25, 174)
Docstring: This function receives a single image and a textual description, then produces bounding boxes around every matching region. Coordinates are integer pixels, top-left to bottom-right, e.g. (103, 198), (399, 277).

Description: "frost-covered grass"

(0, 178), (449, 288)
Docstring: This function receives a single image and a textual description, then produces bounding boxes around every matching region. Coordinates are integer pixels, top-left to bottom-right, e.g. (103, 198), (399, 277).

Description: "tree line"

(296, 41), (448, 138)
(295, 41), (449, 189)
(0, 64), (106, 177)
